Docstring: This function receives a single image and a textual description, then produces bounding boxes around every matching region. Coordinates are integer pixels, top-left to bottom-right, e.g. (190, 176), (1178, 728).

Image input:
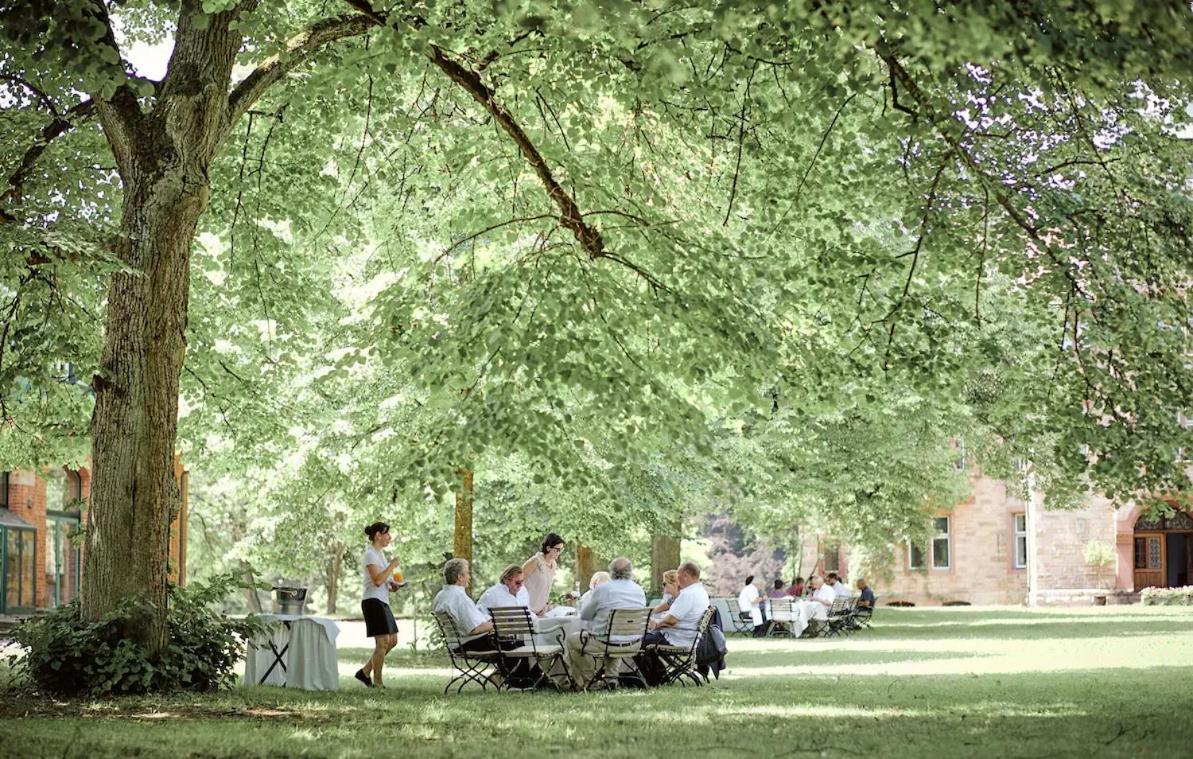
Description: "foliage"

(1140, 586), (1193, 606)
(7, 574), (266, 697)
(1, 1), (1192, 646)
(1082, 540), (1116, 570)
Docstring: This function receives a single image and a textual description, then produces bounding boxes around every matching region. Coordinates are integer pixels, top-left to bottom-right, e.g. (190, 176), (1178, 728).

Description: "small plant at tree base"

(1082, 540), (1116, 591)
(7, 574), (268, 697)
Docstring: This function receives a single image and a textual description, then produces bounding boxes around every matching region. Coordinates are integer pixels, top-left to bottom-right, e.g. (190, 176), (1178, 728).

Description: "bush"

(7, 574), (268, 697)
(1140, 586), (1193, 606)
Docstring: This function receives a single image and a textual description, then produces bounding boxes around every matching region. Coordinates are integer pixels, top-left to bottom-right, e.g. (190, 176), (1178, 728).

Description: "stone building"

(813, 464), (1191, 606)
(0, 463), (188, 615)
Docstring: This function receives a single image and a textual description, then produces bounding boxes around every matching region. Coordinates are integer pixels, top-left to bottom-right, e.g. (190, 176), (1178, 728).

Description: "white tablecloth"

(244, 614), (340, 690)
(533, 615), (587, 646)
(766, 599), (822, 637)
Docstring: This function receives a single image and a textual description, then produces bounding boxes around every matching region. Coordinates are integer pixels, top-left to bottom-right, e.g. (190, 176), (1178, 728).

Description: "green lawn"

(3, 606), (1192, 758)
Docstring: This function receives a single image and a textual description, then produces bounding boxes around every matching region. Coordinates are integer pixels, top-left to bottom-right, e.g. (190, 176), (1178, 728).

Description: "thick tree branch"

(429, 47), (607, 260)
(224, 14), (376, 139)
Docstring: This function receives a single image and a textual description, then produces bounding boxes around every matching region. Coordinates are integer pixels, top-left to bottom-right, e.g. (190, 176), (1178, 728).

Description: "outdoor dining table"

(532, 613), (588, 646)
(765, 598), (820, 638)
(243, 614), (340, 690)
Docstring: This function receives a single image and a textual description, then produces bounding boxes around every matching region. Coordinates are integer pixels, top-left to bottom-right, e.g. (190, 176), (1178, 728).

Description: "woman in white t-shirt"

(356, 521), (404, 688)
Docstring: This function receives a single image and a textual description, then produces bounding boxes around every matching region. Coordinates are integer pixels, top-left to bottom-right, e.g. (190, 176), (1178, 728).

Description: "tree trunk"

(240, 560), (264, 614)
(81, 4), (242, 654)
(453, 468), (474, 588)
(82, 167), (205, 651)
(575, 543), (602, 594)
(650, 531), (681, 596)
(325, 541), (343, 615)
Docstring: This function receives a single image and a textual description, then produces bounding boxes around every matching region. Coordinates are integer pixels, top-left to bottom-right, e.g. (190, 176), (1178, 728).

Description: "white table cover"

(244, 614), (340, 690)
(766, 599), (821, 637)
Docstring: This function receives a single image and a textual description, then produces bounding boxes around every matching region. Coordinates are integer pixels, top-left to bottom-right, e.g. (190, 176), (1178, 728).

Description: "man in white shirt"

(807, 575), (837, 622)
(737, 574), (768, 637)
(828, 572), (852, 599)
(567, 557), (647, 686)
(647, 561), (711, 648)
(477, 564), (534, 617)
(431, 558), (495, 653)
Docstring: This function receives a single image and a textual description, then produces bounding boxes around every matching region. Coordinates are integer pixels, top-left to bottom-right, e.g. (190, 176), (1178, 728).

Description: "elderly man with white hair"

(566, 556), (647, 688)
(431, 558), (495, 652)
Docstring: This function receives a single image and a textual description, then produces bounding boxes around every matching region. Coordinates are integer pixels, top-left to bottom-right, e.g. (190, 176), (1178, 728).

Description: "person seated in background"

(736, 574), (768, 637)
(856, 578), (875, 609)
(807, 575), (836, 622)
(646, 562), (710, 647)
(477, 564), (533, 617)
(786, 576), (805, 598)
(578, 570), (611, 609)
(652, 569), (679, 615)
(767, 579), (787, 599)
(431, 559), (495, 652)
(569, 557), (647, 687)
(826, 572), (851, 599)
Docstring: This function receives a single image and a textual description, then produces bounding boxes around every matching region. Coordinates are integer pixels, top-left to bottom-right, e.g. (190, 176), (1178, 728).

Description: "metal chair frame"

(432, 610), (501, 694)
(724, 598), (754, 636)
(824, 597), (854, 638)
(645, 606), (715, 687)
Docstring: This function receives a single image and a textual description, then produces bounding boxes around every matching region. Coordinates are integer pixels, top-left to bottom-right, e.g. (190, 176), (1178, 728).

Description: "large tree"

(2, 0), (1191, 656)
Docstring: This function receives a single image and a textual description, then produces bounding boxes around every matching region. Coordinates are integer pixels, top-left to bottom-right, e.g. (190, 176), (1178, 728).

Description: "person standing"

(357, 521), (404, 688)
(521, 532), (566, 616)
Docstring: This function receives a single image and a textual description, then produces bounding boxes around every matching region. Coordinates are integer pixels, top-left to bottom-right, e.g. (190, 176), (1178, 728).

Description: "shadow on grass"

(728, 648), (987, 668)
(5, 666), (1193, 758)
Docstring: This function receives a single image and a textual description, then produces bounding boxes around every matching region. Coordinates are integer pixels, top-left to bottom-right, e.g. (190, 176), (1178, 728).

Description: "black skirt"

(361, 598), (398, 637)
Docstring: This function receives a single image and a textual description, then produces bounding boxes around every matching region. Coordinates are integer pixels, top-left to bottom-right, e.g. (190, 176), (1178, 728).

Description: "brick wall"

(1032, 494), (1118, 592)
(846, 471), (1031, 606)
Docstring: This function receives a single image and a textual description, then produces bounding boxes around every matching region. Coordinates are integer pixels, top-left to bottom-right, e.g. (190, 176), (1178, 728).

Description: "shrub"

(1140, 586), (1193, 606)
(7, 574), (268, 697)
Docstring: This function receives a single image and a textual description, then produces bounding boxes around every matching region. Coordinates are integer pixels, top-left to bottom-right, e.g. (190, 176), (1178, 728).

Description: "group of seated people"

(737, 572), (875, 636)
(432, 555), (712, 689)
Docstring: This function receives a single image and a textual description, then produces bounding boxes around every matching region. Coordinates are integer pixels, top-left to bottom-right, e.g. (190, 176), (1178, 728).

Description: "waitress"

(521, 532), (565, 616)
(356, 521), (404, 688)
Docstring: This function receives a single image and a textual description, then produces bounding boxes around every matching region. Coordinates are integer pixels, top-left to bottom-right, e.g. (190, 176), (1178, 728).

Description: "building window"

(0, 471), (8, 509)
(908, 543), (926, 570)
(1013, 513), (1028, 569)
(931, 517), (951, 569)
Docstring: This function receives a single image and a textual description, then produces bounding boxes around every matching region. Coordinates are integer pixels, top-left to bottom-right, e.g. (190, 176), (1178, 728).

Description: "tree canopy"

(1, 1), (1191, 620)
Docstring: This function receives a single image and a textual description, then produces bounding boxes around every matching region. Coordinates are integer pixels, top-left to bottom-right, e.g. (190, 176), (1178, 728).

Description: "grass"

(3, 606), (1193, 758)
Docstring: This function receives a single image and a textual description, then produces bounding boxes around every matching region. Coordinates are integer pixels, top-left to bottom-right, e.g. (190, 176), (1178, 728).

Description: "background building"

(0, 463), (188, 615)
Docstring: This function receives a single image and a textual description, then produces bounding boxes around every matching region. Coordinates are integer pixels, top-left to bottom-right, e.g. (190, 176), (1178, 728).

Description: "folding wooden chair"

(645, 606), (715, 687)
(488, 606), (573, 691)
(432, 610), (501, 694)
(824, 597), (853, 638)
(767, 598), (798, 638)
(575, 606), (651, 690)
(725, 598), (754, 636)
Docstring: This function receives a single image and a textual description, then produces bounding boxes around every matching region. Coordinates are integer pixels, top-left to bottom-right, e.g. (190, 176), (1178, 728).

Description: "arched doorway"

(1133, 507), (1193, 590)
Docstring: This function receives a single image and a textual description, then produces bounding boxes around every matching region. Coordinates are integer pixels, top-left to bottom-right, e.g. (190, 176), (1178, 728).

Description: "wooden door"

(1133, 532), (1165, 590)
